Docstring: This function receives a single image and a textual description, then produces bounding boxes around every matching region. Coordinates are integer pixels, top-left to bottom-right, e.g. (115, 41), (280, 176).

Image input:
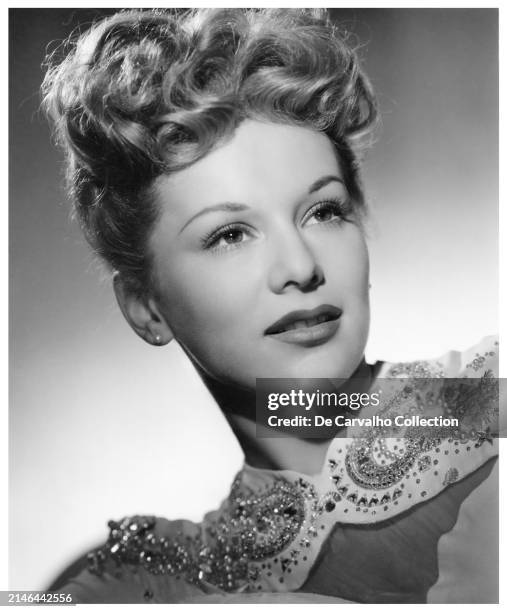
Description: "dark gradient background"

(9, 9), (498, 589)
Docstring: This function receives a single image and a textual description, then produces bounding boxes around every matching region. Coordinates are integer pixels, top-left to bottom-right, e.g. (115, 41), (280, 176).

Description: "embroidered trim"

(87, 341), (499, 594)
(88, 476), (307, 592)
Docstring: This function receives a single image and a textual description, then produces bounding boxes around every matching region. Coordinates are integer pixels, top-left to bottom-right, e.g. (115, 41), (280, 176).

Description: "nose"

(267, 228), (324, 294)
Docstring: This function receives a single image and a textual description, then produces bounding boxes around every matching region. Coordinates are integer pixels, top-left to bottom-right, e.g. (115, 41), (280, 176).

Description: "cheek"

(155, 256), (260, 336)
(318, 228), (369, 294)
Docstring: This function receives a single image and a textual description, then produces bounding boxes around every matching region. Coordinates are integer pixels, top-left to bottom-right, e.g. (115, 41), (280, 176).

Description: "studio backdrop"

(9, 8), (497, 590)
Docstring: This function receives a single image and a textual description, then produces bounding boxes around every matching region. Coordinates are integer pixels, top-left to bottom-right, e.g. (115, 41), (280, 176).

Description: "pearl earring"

(154, 334), (162, 345)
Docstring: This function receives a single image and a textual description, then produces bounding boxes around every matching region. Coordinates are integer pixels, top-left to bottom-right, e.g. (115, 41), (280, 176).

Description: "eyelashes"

(201, 197), (353, 252)
(200, 223), (255, 251)
(302, 198), (353, 226)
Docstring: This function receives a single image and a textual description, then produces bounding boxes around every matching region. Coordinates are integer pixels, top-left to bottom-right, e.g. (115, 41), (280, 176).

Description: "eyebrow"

(308, 175), (345, 193)
(179, 203), (249, 234)
(178, 175), (345, 234)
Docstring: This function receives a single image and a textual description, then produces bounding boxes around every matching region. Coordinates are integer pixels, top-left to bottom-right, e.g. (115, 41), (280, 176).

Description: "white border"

(3, 3), (503, 608)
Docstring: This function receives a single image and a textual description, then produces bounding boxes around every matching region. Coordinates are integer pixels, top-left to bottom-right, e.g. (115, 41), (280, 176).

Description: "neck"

(195, 358), (379, 476)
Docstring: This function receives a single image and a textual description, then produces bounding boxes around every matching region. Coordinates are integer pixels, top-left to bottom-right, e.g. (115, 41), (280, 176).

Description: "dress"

(55, 336), (500, 603)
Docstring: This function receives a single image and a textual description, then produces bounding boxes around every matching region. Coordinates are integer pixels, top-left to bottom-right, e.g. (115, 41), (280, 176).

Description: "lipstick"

(265, 304), (341, 347)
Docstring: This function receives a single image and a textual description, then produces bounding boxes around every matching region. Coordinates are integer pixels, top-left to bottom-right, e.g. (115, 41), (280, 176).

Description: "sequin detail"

(87, 476), (306, 592)
(466, 347), (496, 372)
(345, 436), (421, 489)
(443, 468), (459, 486)
(386, 360), (445, 378)
(86, 342), (499, 594)
(341, 361), (498, 507)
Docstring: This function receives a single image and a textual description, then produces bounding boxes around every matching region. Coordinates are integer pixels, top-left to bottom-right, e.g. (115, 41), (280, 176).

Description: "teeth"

(271, 311), (339, 334)
(280, 315), (332, 332)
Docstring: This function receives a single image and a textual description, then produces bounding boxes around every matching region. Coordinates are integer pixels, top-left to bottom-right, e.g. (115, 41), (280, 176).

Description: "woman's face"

(148, 120), (370, 389)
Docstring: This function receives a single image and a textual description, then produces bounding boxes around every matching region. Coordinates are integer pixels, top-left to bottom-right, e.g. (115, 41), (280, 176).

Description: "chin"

(275, 351), (363, 380)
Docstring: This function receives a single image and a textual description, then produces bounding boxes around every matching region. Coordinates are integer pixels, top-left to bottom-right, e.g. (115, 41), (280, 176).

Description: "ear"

(113, 272), (173, 346)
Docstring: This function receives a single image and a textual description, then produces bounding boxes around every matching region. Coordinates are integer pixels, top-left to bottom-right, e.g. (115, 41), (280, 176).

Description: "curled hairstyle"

(42, 8), (377, 294)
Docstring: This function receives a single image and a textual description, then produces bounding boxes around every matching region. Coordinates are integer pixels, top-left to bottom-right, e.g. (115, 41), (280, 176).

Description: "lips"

(265, 304), (342, 347)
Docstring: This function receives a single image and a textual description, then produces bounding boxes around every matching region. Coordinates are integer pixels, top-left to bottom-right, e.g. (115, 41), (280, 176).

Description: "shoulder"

(382, 334), (498, 379)
(53, 515), (209, 604)
(381, 335), (501, 436)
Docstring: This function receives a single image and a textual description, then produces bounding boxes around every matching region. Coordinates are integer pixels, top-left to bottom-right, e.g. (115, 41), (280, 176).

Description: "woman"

(41, 8), (499, 603)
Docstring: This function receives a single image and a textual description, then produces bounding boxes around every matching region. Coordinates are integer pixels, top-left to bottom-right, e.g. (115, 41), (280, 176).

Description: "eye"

(202, 223), (254, 251)
(303, 199), (351, 227)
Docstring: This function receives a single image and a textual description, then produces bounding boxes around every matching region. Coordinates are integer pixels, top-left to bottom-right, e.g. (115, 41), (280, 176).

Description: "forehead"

(152, 120), (343, 216)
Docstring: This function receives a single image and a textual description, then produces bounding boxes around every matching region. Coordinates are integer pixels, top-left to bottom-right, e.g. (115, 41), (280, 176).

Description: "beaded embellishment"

(342, 366), (498, 500)
(88, 476), (307, 592)
(87, 342), (499, 595)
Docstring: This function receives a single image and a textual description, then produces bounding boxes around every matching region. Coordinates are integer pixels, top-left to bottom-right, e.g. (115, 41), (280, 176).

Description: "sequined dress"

(55, 336), (500, 603)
